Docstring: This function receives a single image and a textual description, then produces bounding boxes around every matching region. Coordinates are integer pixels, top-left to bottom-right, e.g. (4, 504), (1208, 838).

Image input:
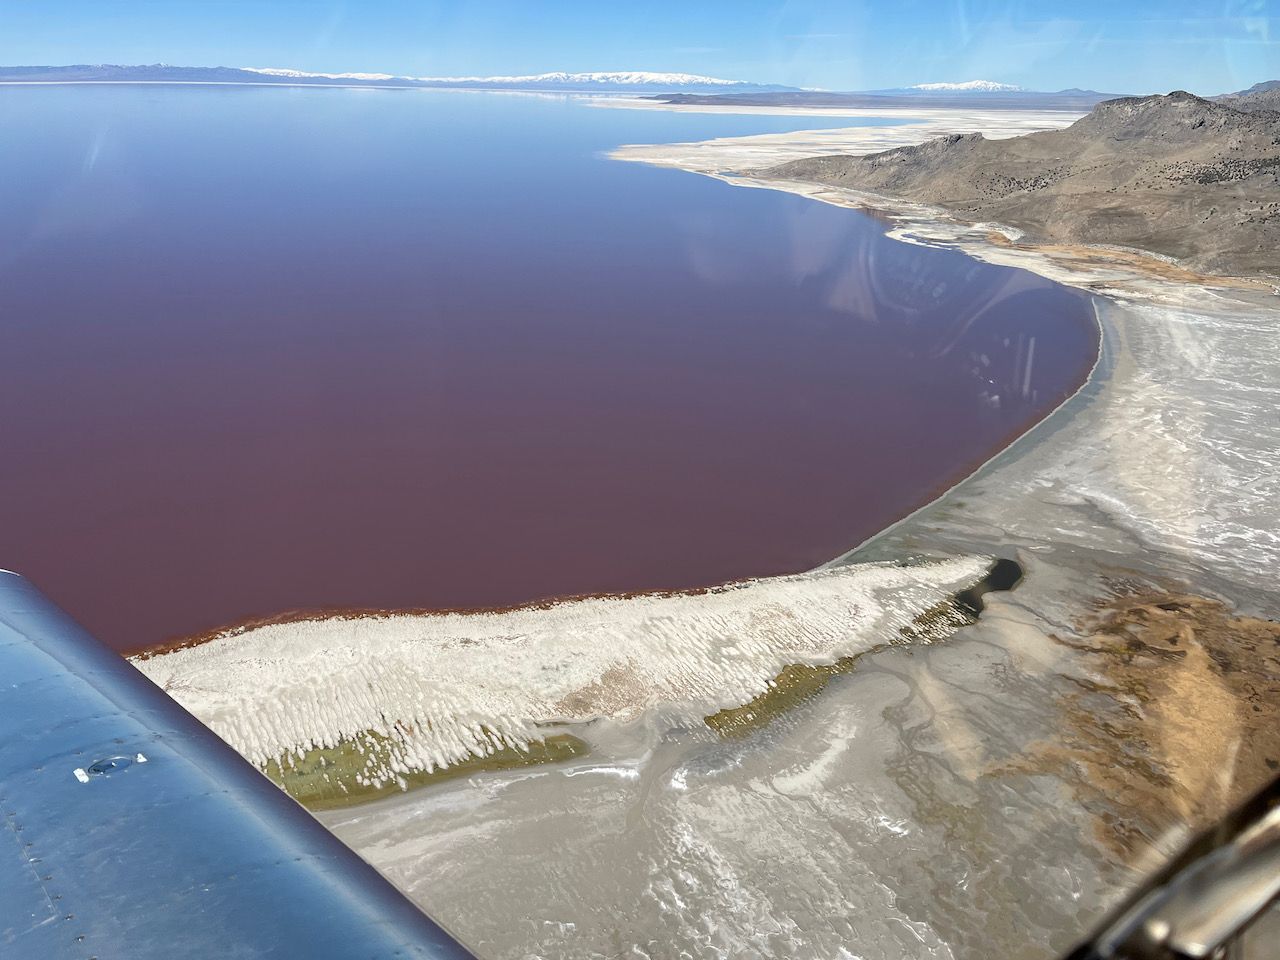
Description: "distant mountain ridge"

(906, 80), (1023, 92)
(0, 63), (797, 93)
(1215, 79), (1280, 114)
(0, 65), (1136, 104)
(650, 86), (1127, 111)
(246, 67), (771, 89)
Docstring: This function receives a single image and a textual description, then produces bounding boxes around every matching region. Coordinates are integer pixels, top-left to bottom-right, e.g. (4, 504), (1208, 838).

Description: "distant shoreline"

(759, 93), (1280, 281)
(0, 64), (796, 96)
(613, 106), (1280, 578)
(0, 79), (574, 91)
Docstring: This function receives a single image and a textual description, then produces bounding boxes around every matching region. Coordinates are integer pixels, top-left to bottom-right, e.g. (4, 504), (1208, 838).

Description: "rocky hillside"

(1217, 80), (1280, 114)
(767, 91), (1280, 278)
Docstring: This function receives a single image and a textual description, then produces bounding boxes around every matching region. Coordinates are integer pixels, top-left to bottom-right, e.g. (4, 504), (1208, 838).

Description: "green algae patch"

(705, 654), (870, 737)
(263, 731), (590, 811)
(706, 559), (1020, 739)
(705, 599), (972, 738)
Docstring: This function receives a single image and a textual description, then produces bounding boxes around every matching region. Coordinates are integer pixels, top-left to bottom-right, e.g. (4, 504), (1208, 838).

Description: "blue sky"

(1, 1), (1276, 94)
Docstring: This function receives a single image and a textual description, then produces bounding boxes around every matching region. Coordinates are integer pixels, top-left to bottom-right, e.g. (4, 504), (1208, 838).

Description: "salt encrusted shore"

(609, 104), (1084, 166)
(134, 556), (989, 794)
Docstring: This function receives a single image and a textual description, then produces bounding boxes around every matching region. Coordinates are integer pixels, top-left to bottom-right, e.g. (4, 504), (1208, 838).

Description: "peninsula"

(766, 88), (1280, 278)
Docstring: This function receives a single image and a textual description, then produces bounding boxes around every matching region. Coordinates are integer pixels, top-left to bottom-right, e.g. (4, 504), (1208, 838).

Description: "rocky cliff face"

(767, 91), (1280, 278)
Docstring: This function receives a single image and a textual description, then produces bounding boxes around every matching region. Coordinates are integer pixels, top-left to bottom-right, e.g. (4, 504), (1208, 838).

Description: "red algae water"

(0, 86), (1097, 652)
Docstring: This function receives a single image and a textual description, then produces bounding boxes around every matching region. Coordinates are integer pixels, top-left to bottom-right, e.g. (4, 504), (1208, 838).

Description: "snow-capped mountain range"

(909, 80), (1023, 92)
(247, 67), (761, 89)
(0, 64), (796, 93)
(0, 65), (1097, 101)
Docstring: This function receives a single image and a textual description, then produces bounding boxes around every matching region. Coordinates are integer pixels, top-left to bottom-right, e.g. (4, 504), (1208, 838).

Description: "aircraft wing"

(0, 569), (475, 958)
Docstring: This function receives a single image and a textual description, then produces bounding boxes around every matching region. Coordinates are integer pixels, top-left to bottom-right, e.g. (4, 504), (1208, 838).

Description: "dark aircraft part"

(0, 570), (475, 959)
(1064, 772), (1280, 960)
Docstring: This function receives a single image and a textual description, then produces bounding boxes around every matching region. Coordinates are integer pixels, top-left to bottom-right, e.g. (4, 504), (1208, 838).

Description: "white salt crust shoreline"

(134, 557), (990, 788)
(606, 105), (1084, 162)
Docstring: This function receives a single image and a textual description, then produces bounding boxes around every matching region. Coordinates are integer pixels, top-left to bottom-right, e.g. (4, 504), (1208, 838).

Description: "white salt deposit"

(134, 557), (989, 788)
(608, 108), (1080, 164)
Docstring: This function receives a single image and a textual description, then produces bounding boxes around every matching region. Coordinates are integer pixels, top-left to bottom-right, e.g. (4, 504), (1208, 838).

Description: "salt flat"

(610, 104), (1082, 169)
(135, 557), (989, 793)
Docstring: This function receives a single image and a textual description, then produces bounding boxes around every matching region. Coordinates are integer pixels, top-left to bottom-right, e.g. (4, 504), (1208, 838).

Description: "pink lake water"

(0, 86), (1097, 652)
